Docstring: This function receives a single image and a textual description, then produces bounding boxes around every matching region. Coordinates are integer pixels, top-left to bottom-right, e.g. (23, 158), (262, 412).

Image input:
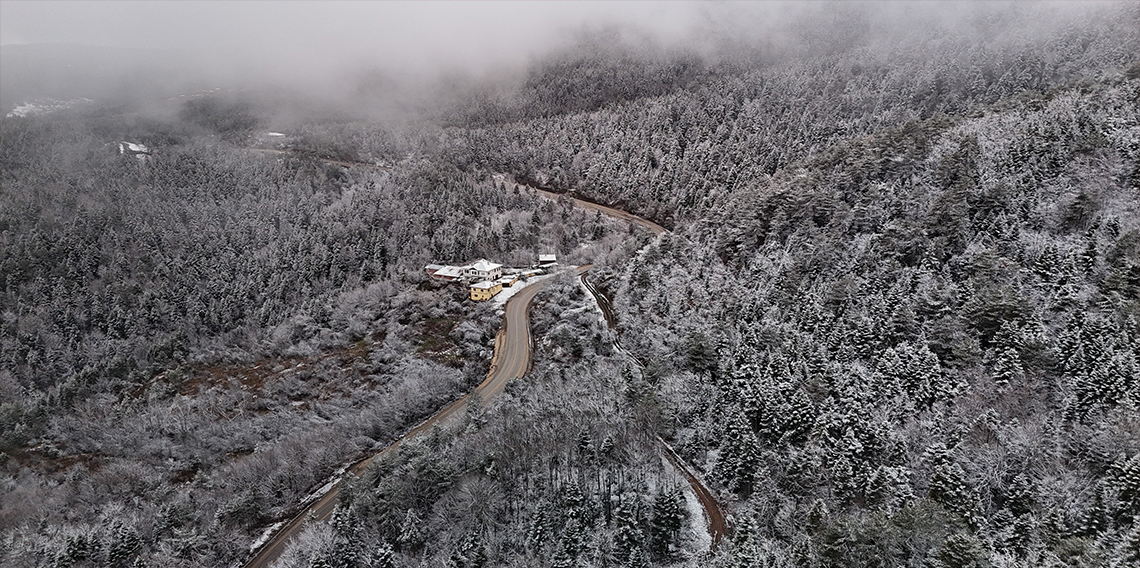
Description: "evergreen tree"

(806, 498), (830, 533)
(1115, 453), (1140, 520)
(448, 531), (487, 568)
(397, 509), (425, 552)
(991, 347), (1023, 387)
(371, 541), (396, 568)
(1120, 523), (1140, 565)
(612, 498), (645, 565)
(106, 521), (141, 567)
(715, 410), (762, 496)
(929, 462), (977, 525)
(329, 506), (363, 568)
(1004, 473), (1035, 517)
(558, 517), (587, 563)
(527, 501), (553, 552)
(936, 532), (989, 568)
(649, 489), (685, 561)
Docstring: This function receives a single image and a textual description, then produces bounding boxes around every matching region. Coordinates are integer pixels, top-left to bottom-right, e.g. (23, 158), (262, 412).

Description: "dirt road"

(514, 182), (667, 236)
(579, 272), (730, 549)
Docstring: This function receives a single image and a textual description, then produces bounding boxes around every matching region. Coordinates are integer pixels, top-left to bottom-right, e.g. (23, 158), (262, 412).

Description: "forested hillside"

(426, 3), (1140, 566)
(2, 2), (1139, 567)
(0, 107), (628, 565)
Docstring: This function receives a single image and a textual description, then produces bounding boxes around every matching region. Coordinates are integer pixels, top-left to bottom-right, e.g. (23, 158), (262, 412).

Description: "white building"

(464, 259), (503, 281)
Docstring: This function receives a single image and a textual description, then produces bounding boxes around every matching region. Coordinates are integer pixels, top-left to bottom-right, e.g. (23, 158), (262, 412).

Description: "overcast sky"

(0, 1), (715, 75)
(2, 1), (1112, 110)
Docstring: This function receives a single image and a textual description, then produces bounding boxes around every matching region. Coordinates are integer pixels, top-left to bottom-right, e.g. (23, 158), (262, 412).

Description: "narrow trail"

(579, 271), (730, 549)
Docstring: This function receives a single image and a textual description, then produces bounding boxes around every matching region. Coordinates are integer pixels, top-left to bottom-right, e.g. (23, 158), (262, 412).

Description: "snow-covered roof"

(424, 264), (445, 272)
(539, 254), (557, 262)
(471, 281), (500, 290)
(119, 141), (150, 154)
(434, 266), (464, 278)
(468, 259), (502, 272)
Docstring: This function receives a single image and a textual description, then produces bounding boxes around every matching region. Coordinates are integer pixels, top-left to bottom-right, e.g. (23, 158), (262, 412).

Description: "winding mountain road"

(245, 267), (584, 568)
(243, 153), (723, 565)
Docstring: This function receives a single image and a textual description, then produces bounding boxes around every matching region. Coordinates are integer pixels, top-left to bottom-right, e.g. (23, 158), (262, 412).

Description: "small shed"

(538, 254), (557, 267)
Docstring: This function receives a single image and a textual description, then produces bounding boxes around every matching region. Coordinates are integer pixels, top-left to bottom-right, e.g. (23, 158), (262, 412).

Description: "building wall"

(469, 283), (503, 301)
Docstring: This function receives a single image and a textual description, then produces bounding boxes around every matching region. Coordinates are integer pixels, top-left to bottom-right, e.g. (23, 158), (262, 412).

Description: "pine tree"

(371, 541), (396, 568)
(989, 345), (1021, 387)
(1077, 487), (1111, 536)
(397, 508), (425, 552)
(1005, 473), (1035, 517)
(1115, 453), (1140, 519)
(528, 501), (553, 552)
(776, 388), (815, 446)
(649, 489), (684, 561)
(1120, 523), (1140, 565)
(448, 531), (487, 568)
(613, 498), (645, 565)
(937, 532), (989, 568)
(929, 462), (977, 525)
(329, 506), (363, 568)
(559, 517), (586, 563)
(715, 410), (762, 496)
(806, 498), (830, 532)
(106, 521), (141, 566)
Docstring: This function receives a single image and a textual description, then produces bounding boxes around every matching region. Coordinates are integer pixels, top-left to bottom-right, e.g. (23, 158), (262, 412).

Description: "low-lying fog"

(0, 1), (1114, 122)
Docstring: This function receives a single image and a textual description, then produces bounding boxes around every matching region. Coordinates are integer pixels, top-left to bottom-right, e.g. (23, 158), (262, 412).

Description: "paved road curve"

(245, 267), (586, 568)
(243, 152), (712, 564)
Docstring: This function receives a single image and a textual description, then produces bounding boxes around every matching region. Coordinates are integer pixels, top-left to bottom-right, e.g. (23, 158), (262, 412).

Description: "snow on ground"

(491, 272), (557, 310)
(681, 475), (714, 552)
(120, 142), (149, 154)
(249, 521), (285, 552)
(6, 98), (93, 118)
(657, 454), (713, 554)
(300, 461), (350, 505)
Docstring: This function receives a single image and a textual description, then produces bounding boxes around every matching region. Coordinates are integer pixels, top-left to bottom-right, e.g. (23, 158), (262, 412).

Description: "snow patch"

(491, 272), (556, 310)
(297, 461), (350, 505)
(6, 98), (93, 118)
(119, 141), (150, 154)
(249, 521), (285, 552)
(681, 477), (714, 551)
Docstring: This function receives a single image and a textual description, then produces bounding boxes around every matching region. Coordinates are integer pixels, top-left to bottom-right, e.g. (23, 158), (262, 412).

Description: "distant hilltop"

(5, 97), (93, 118)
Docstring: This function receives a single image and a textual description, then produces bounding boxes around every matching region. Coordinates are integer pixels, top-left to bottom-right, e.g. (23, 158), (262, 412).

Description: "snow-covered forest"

(2, 2), (1139, 567)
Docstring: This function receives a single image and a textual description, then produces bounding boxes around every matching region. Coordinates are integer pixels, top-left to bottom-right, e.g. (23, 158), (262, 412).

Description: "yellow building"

(469, 281), (503, 301)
